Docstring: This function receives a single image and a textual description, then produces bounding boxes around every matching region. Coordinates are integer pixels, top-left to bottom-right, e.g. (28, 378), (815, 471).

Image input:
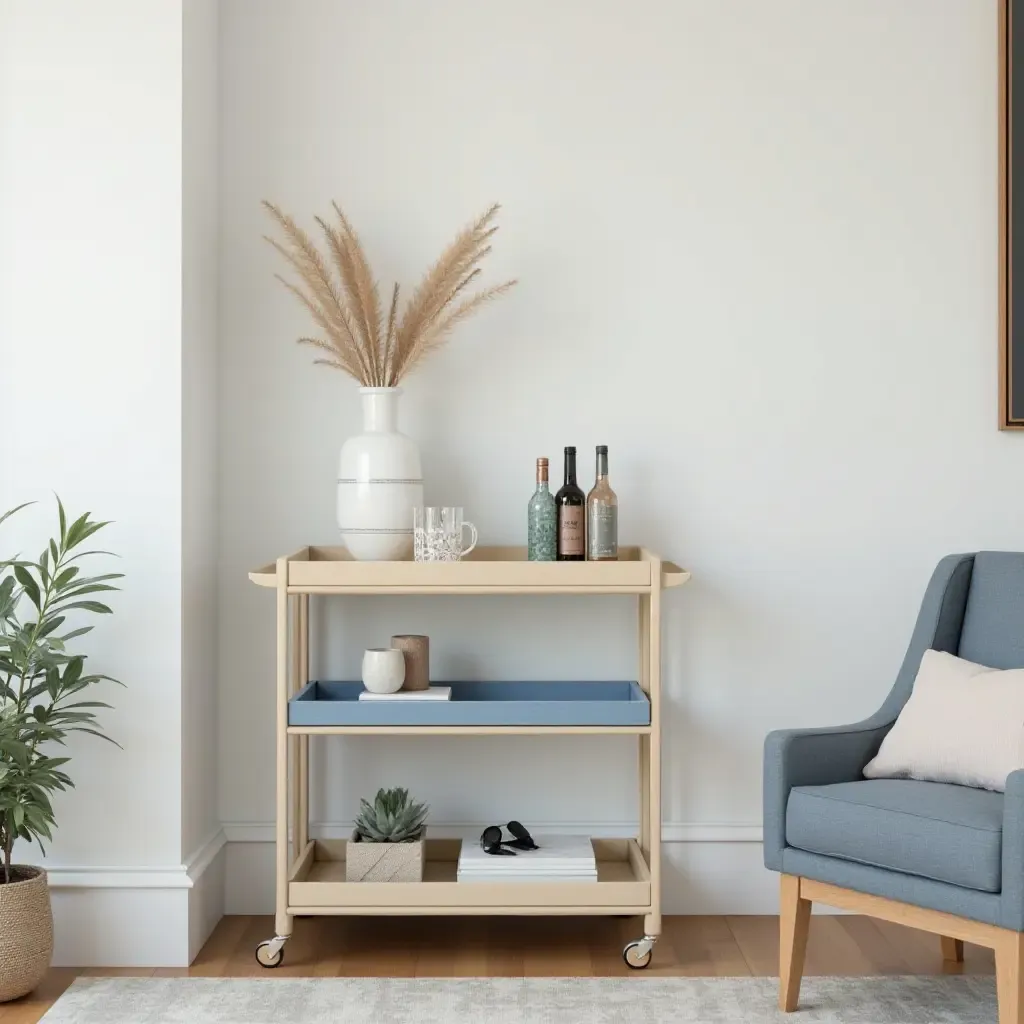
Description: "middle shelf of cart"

(288, 679), (651, 729)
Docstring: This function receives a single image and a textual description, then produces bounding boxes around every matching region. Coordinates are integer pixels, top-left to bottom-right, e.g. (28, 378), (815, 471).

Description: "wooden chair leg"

(997, 932), (1024, 1024)
(779, 874), (811, 1012)
(940, 936), (964, 962)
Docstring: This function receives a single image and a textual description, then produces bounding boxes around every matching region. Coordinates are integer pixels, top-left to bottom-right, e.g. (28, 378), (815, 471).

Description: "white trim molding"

(186, 828), (228, 884)
(43, 828), (227, 890)
(46, 865), (191, 890)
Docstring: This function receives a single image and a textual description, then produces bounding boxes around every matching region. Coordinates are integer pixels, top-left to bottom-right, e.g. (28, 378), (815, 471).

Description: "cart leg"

(274, 561), (293, 944)
(640, 566), (664, 966)
(298, 595), (310, 851)
(637, 596), (651, 864)
(289, 594), (307, 861)
(648, 574), (662, 934)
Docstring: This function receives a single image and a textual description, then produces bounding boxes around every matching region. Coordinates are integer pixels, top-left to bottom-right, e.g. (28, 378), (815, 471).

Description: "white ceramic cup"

(361, 648), (406, 694)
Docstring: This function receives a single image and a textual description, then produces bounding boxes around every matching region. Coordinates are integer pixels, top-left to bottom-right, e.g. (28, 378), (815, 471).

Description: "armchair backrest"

(879, 552), (1024, 724)
(958, 553), (1024, 669)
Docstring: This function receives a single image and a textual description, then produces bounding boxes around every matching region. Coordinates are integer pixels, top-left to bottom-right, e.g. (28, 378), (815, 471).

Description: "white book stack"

(358, 686), (452, 702)
(457, 834), (598, 883)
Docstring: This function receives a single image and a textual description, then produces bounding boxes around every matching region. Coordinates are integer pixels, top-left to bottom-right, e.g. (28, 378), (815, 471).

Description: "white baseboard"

(47, 829), (227, 967)
(188, 831), (227, 962)
(222, 820), (776, 916)
(51, 886), (191, 967)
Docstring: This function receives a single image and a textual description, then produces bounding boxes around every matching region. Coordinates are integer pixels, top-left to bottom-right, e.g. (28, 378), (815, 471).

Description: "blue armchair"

(764, 553), (1024, 1023)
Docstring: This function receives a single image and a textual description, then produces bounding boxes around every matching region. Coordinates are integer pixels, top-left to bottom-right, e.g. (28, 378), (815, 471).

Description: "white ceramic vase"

(337, 387), (423, 560)
(361, 648), (406, 694)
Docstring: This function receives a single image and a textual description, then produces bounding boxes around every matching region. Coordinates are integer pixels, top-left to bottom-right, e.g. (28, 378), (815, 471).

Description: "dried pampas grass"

(263, 201), (517, 387)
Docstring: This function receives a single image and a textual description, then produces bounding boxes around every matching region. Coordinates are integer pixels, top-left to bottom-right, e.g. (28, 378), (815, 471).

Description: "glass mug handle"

(461, 521), (478, 557)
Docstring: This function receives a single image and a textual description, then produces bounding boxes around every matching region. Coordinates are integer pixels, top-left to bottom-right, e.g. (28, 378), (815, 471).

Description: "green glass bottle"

(527, 457), (557, 561)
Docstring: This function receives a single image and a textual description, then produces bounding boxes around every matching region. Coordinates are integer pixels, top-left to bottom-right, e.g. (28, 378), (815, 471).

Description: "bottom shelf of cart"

(287, 837), (652, 914)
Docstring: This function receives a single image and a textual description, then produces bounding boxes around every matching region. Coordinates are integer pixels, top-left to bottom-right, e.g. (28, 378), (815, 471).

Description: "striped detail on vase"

(337, 527), (413, 535)
(337, 478), (424, 485)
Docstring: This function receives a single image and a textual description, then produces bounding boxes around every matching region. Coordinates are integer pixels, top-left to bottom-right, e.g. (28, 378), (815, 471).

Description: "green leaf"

(13, 564), (40, 610)
(76, 673), (123, 687)
(0, 503), (33, 530)
(75, 521), (110, 545)
(53, 567), (79, 589)
(53, 600), (111, 615)
(35, 616), (65, 640)
(2, 740), (30, 767)
(57, 496), (67, 544)
(0, 575), (15, 616)
(63, 512), (92, 550)
(65, 517), (110, 551)
(21, 681), (51, 702)
(62, 658), (83, 689)
(57, 626), (93, 643)
(65, 727), (121, 747)
(58, 584), (118, 600)
(63, 549), (118, 565)
(49, 539), (59, 564)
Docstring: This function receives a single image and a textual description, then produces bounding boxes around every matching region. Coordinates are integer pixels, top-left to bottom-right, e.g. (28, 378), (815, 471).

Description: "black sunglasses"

(479, 820), (539, 855)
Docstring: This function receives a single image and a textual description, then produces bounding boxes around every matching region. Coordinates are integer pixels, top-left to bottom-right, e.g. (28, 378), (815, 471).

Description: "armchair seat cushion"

(785, 779), (1004, 893)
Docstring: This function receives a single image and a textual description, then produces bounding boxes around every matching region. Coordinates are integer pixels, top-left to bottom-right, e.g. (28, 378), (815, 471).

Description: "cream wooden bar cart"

(249, 545), (689, 969)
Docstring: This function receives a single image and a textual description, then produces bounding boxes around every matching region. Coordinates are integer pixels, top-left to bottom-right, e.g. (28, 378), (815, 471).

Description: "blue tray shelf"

(289, 680), (650, 728)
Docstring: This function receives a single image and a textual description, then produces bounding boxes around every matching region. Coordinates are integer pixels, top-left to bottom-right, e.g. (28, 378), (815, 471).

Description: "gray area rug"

(39, 975), (997, 1024)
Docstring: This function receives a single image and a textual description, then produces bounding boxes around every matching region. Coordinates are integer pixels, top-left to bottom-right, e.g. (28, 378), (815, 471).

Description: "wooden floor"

(1, 914), (996, 1023)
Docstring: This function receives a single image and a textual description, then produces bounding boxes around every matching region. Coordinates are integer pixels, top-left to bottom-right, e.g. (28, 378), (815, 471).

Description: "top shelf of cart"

(249, 546), (689, 595)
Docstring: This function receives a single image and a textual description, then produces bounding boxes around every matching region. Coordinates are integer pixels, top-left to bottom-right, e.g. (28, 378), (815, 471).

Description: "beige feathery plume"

(263, 201), (373, 383)
(331, 202), (383, 383)
(391, 206), (502, 376)
(383, 282), (400, 386)
(264, 200), (516, 387)
(396, 281), (517, 381)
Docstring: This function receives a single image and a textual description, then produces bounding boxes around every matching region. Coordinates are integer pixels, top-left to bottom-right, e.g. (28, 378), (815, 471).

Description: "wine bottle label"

(588, 504), (617, 559)
(559, 507), (584, 556)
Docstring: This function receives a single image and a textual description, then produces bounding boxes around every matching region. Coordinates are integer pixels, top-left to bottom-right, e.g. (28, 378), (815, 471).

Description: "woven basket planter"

(346, 830), (425, 882)
(0, 866), (53, 1003)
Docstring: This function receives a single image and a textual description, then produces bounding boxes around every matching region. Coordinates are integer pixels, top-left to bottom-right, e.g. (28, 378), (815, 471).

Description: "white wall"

(0, 0), (222, 964)
(219, 0), (1016, 914)
(0, 0), (185, 873)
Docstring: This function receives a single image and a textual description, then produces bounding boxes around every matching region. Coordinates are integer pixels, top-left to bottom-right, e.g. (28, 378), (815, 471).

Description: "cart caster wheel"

(623, 935), (655, 969)
(255, 936), (287, 968)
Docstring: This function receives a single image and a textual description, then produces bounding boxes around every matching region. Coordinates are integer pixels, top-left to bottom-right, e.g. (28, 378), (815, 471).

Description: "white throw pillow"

(863, 649), (1024, 793)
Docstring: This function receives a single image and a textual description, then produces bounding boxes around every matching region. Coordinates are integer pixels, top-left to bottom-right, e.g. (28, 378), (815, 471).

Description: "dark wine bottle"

(555, 446), (586, 561)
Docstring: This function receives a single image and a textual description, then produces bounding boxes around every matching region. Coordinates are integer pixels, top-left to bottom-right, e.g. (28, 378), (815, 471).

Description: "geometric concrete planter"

(346, 830), (425, 882)
(0, 866), (53, 1003)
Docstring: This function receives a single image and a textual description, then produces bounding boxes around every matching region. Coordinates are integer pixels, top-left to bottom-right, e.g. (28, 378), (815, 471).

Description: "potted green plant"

(0, 500), (122, 1002)
(347, 787), (428, 882)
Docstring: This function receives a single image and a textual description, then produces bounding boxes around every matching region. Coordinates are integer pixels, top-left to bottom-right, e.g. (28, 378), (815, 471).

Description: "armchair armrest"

(763, 718), (893, 870)
(1001, 770), (1024, 930)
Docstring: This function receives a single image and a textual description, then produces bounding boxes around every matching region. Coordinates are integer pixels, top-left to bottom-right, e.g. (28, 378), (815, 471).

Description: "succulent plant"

(354, 787), (428, 843)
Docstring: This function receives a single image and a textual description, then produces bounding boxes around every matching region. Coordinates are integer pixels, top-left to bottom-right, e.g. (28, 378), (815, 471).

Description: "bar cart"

(248, 545), (689, 969)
